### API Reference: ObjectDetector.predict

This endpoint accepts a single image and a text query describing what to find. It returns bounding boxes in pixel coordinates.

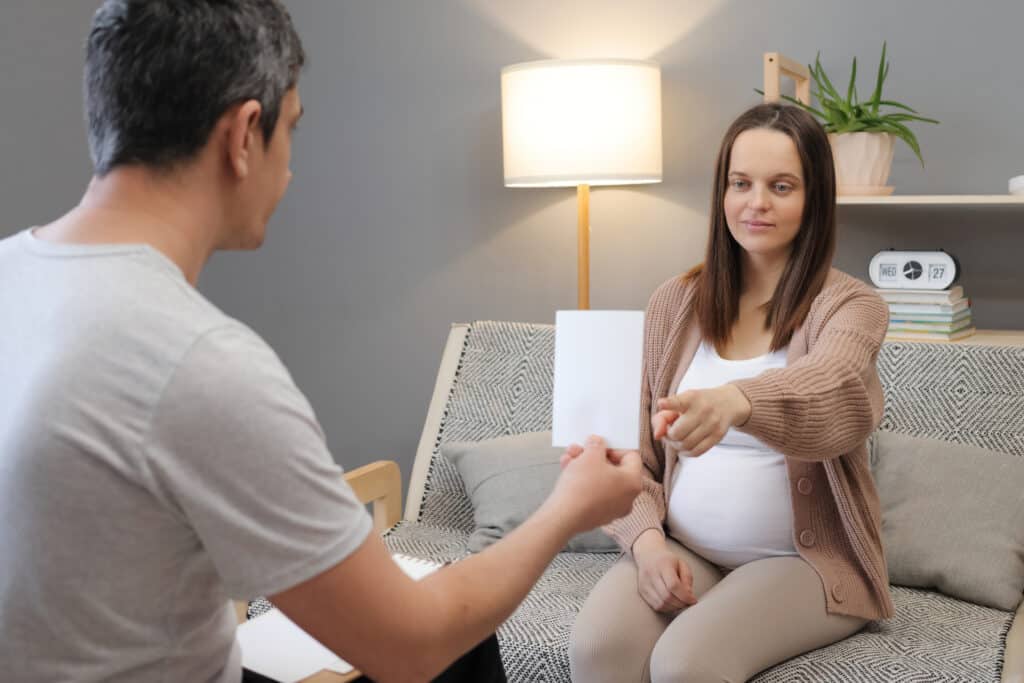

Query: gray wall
[3,1,1022,495]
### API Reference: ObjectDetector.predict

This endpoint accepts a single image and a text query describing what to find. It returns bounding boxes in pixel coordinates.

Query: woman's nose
[749,185,770,210]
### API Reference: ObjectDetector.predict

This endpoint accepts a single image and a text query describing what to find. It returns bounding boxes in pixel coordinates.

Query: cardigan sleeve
[731,284,887,461]
[603,279,681,552]
[603,352,668,552]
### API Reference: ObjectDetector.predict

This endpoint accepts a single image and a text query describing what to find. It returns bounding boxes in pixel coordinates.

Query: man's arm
[270,436,642,683]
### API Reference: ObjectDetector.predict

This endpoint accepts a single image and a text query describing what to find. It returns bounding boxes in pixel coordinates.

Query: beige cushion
[872,431,1024,611]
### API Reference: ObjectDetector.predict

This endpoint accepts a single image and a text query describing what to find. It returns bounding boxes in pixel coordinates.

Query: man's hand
[548,435,642,534]
[559,443,631,469]
[652,384,751,457]
[631,529,697,613]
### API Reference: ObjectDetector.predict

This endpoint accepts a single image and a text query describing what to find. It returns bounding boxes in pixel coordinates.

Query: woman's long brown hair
[687,103,837,352]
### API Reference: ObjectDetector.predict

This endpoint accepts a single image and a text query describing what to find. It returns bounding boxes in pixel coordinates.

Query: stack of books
[877,285,976,342]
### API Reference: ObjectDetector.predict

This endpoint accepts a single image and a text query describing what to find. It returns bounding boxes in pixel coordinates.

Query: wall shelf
[839,195,1024,206]
[760,52,1023,346]
[760,57,1024,210]
[887,329,1024,348]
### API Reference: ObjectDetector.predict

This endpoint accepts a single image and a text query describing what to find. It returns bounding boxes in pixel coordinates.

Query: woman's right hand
[631,529,698,613]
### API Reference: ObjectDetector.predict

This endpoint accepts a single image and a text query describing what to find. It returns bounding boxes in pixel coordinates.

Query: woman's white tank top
[666,340,798,568]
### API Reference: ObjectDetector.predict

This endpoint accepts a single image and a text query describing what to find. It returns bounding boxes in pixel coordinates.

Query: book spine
[887,320,973,333]
[881,294,964,305]
[888,302,969,315]
[888,308,971,323]
[876,286,963,304]
[886,327,976,341]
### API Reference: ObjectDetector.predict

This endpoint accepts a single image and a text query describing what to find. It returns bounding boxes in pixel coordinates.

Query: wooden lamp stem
[577,184,590,310]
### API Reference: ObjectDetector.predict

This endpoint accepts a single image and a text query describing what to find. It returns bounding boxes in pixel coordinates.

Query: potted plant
[761,43,939,195]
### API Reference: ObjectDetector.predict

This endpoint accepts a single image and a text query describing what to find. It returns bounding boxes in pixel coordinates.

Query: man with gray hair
[0,2,643,682]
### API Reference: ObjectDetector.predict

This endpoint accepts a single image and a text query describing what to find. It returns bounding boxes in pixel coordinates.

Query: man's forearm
[272,436,640,683]
[413,500,576,674]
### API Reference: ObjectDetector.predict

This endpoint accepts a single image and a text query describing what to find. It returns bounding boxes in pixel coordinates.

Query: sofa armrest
[1005,597,1024,682]
[345,460,403,534]
[234,600,249,624]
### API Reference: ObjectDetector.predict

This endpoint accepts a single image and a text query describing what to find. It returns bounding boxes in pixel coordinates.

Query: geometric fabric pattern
[877,342,1024,457]
[385,322,1018,682]
[750,587,1011,682]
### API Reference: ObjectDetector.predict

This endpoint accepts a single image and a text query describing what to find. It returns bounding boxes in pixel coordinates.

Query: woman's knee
[569,617,649,682]
[570,558,670,681]
[649,637,737,683]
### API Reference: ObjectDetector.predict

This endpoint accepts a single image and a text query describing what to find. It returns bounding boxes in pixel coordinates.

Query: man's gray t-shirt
[0,229,373,682]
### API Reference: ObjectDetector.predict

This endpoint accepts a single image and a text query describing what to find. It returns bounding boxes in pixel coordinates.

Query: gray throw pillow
[441,431,620,553]
[871,430,1024,611]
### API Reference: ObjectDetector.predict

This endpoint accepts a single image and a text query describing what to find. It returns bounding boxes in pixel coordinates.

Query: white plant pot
[828,132,895,195]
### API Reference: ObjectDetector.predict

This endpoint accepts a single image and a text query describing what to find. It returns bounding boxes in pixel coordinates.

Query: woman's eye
[730,180,748,190]
[773,183,792,193]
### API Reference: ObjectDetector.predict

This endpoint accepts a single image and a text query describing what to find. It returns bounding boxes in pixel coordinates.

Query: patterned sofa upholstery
[383,321,1024,682]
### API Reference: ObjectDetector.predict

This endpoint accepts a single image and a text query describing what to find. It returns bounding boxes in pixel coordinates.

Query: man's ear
[224,100,263,179]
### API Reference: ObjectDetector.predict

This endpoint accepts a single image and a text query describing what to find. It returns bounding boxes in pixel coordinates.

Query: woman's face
[723,128,806,263]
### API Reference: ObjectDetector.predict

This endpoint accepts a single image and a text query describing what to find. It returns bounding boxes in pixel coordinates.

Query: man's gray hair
[85,0,306,176]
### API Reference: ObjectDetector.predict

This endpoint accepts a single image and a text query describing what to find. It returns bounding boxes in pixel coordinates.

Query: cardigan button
[797,477,813,495]
[832,583,846,603]
[799,529,816,547]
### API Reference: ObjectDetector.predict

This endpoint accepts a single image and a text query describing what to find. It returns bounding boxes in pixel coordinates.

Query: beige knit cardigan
[605,268,895,621]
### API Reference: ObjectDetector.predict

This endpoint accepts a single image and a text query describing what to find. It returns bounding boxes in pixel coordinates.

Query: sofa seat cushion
[380,521,1014,683]
[750,587,1012,682]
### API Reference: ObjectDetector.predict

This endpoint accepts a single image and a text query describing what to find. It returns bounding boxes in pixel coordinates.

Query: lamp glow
[501,59,663,309]
[502,59,662,188]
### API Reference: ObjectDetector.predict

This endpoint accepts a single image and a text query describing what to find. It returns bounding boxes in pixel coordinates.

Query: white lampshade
[501,59,662,188]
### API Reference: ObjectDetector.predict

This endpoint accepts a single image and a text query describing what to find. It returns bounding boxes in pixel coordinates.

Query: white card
[552,310,644,450]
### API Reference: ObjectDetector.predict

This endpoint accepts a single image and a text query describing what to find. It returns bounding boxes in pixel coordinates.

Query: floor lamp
[501,59,663,309]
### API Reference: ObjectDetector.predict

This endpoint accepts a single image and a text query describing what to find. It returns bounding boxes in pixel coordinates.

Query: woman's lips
[744,220,775,232]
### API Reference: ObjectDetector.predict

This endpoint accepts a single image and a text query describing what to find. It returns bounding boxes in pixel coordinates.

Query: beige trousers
[569,537,867,683]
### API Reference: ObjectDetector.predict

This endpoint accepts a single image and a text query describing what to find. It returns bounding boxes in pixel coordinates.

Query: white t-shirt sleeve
[141,324,373,600]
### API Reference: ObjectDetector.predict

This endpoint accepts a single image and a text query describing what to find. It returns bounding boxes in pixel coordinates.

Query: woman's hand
[631,529,697,613]
[652,384,752,457]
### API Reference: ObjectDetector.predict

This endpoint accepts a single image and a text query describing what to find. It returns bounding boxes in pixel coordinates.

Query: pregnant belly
[666,446,797,568]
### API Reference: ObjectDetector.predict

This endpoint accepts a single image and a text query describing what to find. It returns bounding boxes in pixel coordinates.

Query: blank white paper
[552,310,644,450]
[237,608,347,682]
[237,554,443,680]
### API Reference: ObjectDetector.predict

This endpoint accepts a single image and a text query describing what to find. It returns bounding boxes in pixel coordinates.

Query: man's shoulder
[181,321,281,375]
[160,320,298,421]
[0,231,22,253]
[89,249,258,357]
[59,251,283,409]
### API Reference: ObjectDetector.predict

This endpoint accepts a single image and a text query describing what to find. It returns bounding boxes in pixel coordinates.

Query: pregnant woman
[568,102,893,682]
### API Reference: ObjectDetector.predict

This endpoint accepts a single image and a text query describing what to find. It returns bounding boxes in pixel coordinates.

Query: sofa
[381,320,1024,682]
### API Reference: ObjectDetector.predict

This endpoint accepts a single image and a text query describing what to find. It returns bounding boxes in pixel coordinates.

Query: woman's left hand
[652,385,752,457]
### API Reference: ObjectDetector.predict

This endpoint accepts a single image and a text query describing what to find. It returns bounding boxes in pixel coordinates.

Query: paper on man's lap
[552,310,644,450]
[237,554,442,682]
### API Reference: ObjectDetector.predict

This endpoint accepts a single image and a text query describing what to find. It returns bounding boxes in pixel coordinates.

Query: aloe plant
[757,43,939,165]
